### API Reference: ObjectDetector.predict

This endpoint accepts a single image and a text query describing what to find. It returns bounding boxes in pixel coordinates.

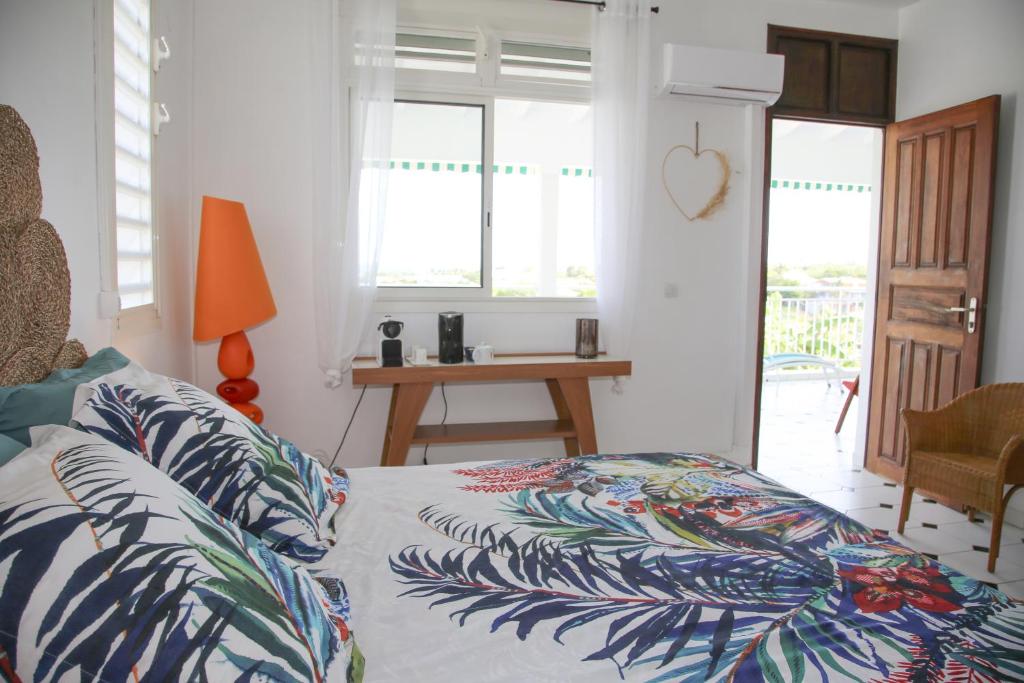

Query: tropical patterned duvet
[320,452,1024,682]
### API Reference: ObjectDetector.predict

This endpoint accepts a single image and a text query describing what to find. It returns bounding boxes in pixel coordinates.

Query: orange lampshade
[193,196,277,342]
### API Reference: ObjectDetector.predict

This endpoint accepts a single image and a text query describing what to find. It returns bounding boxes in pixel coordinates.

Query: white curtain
[314,0,395,387]
[592,0,651,374]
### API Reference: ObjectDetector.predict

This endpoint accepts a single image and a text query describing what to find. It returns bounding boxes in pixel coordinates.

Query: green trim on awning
[771,178,871,193]
[561,167,593,178]
[388,160,592,177]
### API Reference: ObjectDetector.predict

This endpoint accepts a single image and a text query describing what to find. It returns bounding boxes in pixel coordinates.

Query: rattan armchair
[897,383,1024,572]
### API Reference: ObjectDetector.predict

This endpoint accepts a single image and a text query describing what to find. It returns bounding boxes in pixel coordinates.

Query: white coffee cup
[409,346,428,364]
[472,343,494,364]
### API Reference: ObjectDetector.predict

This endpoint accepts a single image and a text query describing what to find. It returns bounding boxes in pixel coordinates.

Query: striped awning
[772,179,871,193]
[389,160,591,177]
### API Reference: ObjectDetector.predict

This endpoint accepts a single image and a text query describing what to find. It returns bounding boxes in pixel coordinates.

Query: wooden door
[866,95,1000,482]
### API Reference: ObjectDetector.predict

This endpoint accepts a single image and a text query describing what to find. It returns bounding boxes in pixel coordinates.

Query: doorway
[756,118,884,485]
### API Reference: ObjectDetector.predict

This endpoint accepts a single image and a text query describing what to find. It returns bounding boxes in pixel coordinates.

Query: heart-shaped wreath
[661,143,731,221]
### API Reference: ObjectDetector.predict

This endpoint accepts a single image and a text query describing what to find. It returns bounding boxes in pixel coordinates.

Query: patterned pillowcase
[71,362,348,562]
[0,426,361,682]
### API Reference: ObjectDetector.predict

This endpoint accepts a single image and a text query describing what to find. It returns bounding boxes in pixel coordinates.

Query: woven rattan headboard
[0,104,87,385]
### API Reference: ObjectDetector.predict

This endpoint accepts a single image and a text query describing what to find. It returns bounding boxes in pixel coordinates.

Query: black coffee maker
[377,315,404,367]
[438,312,464,364]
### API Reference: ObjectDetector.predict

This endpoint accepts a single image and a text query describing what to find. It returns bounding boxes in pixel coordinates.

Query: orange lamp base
[223,399,264,424]
[217,330,264,424]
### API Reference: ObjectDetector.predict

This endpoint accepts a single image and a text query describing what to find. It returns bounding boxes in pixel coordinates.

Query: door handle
[945,297,978,334]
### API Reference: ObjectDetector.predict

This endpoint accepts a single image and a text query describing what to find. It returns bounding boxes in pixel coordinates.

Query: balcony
[763,286,866,381]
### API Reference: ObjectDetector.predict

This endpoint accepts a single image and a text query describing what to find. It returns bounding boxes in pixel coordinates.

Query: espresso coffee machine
[377,315,404,367]
[437,312,464,364]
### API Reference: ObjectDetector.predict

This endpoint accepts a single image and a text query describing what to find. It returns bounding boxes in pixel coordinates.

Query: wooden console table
[351,355,632,466]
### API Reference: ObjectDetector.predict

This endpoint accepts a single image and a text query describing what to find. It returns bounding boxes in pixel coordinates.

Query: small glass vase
[575,318,598,359]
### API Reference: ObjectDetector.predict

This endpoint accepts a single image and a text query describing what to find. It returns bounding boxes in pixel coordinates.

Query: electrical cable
[422,382,448,465]
[329,385,367,469]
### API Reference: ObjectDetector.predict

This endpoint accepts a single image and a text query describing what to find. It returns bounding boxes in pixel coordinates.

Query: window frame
[376,26,595,310]
[95,0,162,334]
[376,94,491,298]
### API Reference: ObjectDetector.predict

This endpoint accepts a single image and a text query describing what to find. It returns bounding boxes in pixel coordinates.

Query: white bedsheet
[310,455,1024,683]
[314,462,627,682]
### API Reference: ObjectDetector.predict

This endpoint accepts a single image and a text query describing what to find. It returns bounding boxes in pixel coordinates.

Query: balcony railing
[764,286,866,372]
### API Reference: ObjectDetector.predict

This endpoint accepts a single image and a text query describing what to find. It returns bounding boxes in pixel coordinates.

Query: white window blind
[113,0,154,309]
[395,32,477,74]
[500,41,591,82]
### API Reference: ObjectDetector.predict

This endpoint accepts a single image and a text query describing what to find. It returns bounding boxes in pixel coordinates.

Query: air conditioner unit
[661,43,784,106]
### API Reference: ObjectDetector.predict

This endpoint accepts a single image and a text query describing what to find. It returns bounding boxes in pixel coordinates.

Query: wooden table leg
[379,384,399,467]
[546,379,581,457]
[556,377,598,456]
[382,382,433,467]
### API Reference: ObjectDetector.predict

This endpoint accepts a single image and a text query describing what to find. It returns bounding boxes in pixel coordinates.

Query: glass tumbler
[575,318,598,359]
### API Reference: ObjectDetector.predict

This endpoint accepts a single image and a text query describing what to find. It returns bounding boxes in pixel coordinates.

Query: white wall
[5,0,1019,513]
[0,0,901,470]
[190,0,334,458]
[0,0,110,353]
[4,0,1017,479]
[897,0,1024,384]
[0,0,194,381]
[896,0,1024,523]
[187,0,899,469]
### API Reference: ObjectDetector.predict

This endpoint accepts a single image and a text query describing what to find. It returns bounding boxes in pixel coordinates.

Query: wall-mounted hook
[153,36,171,72]
[153,102,171,135]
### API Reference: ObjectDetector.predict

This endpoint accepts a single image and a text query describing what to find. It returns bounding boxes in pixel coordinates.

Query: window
[492,98,593,297]
[378,30,594,299]
[113,0,155,310]
[377,101,485,288]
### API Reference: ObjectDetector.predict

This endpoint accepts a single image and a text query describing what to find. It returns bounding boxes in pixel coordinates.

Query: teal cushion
[0,347,130,446]
[0,434,25,467]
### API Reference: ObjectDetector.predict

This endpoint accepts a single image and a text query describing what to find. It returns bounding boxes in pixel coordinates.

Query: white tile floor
[758,378,1024,598]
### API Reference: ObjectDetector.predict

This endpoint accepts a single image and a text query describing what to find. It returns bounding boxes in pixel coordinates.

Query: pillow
[0,433,25,467]
[72,361,349,563]
[0,426,361,682]
[0,347,130,446]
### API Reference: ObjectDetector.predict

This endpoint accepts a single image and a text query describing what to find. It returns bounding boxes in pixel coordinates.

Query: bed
[317,453,1024,681]
[2,104,1024,682]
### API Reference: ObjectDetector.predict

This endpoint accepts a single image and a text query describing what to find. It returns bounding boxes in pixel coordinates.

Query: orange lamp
[193,196,277,424]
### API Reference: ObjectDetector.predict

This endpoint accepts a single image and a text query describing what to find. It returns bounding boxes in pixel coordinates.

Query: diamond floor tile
[940,520,1021,548]
[906,502,977,526]
[767,469,841,496]
[830,468,890,488]
[996,580,1024,600]
[844,485,923,512]
[807,488,867,513]
[847,506,919,534]
[889,526,977,557]
[987,542,1024,566]
[938,550,1024,584]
